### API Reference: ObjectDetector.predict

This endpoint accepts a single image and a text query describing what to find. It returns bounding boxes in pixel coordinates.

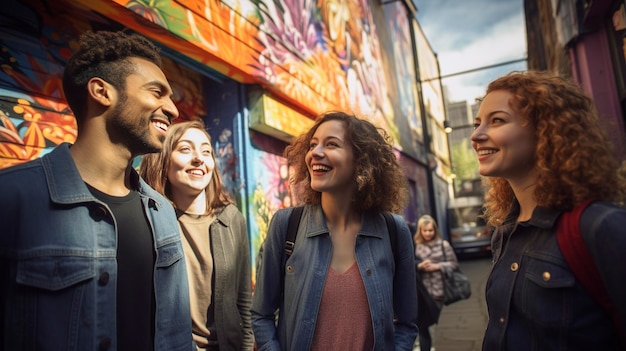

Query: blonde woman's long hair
[414,215,441,244]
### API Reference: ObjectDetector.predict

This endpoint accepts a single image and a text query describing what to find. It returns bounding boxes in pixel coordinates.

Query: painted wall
[73,0,428,159]
[0,1,209,168]
[1,0,446,284]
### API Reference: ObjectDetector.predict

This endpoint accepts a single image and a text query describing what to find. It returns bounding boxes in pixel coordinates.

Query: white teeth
[478,149,497,156]
[154,121,168,131]
[188,170,204,176]
[312,164,331,171]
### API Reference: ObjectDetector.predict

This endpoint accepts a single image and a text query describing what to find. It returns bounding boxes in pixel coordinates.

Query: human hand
[419,260,440,272]
[418,259,432,271]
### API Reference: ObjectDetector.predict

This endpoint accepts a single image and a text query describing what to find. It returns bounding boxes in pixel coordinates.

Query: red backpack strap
[556,199,625,346]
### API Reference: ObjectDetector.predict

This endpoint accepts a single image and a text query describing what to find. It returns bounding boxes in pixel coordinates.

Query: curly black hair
[62,30,161,122]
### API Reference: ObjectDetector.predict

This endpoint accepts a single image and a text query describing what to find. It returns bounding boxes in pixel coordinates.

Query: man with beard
[0,31,193,351]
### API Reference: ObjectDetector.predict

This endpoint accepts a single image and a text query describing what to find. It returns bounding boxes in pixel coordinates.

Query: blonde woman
[414,215,459,351]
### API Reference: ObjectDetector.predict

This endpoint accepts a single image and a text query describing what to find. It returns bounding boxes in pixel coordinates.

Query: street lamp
[444,120,452,133]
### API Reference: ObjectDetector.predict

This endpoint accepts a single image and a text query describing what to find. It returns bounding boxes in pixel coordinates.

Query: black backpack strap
[285,206,304,258]
[281,206,304,297]
[382,211,397,259]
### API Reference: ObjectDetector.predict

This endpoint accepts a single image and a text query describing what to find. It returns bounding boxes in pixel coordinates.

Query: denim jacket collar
[526,205,561,229]
[493,200,562,261]
[43,143,165,210]
[302,205,386,239]
[500,200,562,230]
[42,143,97,204]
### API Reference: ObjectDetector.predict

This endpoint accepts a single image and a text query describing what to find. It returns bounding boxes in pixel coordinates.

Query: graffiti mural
[0,0,206,169]
[100,0,402,141]
[0,97,76,169]
[0,0,435,286]
[245,147,294,285]
[381,2,423,159]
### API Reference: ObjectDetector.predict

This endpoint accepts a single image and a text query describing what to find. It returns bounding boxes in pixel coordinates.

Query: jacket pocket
[155,240,184,268]
[16,255,96,291]
[523,255,575,326]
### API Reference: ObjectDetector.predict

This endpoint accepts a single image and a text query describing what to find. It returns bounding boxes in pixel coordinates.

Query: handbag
[441,240,471,305]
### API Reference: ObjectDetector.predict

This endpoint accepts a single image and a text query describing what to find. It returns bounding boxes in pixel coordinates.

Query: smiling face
[471,90,536,184]
[108,57,179,156]
[305,119,356,196]
[167,128,215,200]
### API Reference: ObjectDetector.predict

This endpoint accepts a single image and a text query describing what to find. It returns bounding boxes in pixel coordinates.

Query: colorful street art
[381,2,423,153]
[245,147,295,285]
[0,97,76,169]
[0,1,207,169]
[1,0,432,287]
[97,0,415,150]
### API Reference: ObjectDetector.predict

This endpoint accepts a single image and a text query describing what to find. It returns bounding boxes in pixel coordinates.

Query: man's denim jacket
[252,205,418,351]
[0,143,194,350]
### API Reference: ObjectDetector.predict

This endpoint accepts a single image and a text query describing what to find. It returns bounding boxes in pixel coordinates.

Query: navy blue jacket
[483,201,626,350]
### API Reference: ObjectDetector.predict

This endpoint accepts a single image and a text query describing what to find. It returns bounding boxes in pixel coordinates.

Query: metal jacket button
[98,272,110,286]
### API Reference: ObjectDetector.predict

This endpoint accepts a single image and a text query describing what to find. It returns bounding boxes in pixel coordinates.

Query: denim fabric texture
[252,204,418,351]
[0,143,194,351]
[483,201,626,351]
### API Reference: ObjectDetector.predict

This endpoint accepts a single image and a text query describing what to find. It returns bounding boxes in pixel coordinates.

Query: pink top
[311,262,374,351]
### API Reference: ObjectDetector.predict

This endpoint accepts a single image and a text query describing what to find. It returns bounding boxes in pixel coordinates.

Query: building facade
[0,0,451,278]
[525,0,626,160]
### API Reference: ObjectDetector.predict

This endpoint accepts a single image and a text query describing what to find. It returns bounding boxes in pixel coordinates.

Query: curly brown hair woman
[252,111,418,350]
[284,110,409,213]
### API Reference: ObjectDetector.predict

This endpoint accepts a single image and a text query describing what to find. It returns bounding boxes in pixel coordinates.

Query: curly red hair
[480,71,626,226]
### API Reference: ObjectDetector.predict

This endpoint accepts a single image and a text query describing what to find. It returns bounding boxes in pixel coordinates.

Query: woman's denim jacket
[483,201,626,350]
[0,143,194,351]
[252,205,418,351]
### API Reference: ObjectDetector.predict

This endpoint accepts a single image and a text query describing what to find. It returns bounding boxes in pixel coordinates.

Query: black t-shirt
[88,184,156,351]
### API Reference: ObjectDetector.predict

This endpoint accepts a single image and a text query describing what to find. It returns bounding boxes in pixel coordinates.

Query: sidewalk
[415,256,492,351]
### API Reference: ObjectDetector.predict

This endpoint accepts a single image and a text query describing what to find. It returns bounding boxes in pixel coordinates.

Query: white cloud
[416,1,527,103]
[437,14,527,76]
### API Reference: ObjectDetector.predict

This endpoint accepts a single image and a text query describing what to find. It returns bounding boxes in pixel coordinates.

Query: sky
[415,0,527,103]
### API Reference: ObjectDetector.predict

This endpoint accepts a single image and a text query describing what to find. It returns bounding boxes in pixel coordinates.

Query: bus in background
[447,179,492,258]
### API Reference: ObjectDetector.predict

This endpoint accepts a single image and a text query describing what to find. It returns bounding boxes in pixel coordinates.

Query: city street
[432,256,492,351]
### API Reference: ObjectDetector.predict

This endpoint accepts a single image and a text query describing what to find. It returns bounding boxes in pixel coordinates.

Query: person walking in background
[0,30,193,350]
[140,120,253,350]
[414,214,459,351]
[252,111,418,350]
[474,71,626,350]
